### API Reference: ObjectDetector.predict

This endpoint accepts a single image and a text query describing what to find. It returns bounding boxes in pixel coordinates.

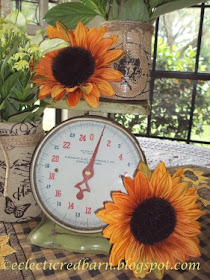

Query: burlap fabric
[0,121,43,222]
[100,20,154,101]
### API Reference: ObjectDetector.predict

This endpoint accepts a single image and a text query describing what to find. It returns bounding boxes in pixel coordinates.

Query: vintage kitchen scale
[28,116,146,254]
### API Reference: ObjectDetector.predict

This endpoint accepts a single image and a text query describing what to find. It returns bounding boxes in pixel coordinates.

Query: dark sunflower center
[130,197,176,245]
[52,47,95,87]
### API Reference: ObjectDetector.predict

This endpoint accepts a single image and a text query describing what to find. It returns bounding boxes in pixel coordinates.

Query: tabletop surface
[0,137,210,280]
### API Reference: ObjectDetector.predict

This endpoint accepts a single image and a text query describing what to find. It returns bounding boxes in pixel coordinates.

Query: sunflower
[96,162,205,278]
[32,21,124,108]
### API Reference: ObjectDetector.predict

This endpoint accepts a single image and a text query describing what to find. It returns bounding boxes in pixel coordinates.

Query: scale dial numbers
[31,117,145,233]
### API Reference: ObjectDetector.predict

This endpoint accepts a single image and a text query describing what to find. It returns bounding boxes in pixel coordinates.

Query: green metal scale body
[28,116,145,254]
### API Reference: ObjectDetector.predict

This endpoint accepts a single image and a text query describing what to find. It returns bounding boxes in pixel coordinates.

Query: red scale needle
[74,126,105,200]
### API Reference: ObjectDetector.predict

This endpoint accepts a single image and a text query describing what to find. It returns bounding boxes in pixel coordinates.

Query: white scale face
[31,116,145,233]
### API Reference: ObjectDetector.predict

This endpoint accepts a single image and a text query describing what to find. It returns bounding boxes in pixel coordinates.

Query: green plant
[0,10,46,122]
[44,0,206,29]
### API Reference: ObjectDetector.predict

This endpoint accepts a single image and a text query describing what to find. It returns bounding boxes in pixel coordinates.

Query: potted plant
[0,10,46,222]
[43,0,206,101]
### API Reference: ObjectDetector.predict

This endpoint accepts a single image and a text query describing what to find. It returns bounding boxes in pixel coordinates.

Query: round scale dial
[31,116,145,233]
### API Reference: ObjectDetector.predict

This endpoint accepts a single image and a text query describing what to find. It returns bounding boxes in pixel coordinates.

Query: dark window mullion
[187,3,205,143]
[147,18,159,136]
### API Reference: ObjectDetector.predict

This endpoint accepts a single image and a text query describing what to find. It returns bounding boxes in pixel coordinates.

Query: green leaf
[150,0,173,9]
[108,0,119,20]
[39,38,69,53]
[7,111,33,122]
[81,0,107,18]
[43,2,99,29]
[1,72,20,100]
[119,0,150,21]
[151,0,205,20]
[5,10,26,28]
[1,40,20,74]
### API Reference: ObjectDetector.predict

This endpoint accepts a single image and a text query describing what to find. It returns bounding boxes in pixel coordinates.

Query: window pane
[156,9,200,72]
[191,81,210,142]
[199,7,210,72]
[43,108,56,131]
[11,0,39,25]
[113,114,148,135]
[150,78,193,139]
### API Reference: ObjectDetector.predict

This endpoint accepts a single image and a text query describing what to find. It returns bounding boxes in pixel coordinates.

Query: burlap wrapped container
[100,21,154,101]
[0,120,43,222]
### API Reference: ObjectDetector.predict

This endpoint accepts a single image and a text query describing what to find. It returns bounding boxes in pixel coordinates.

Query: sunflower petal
[87,26,107,51]
[82,93,99,108]
[47,21,71,42]
[66,89,82,108]
[175,221,201,237]
[97,49,125,67]
[92,38,114,58]
[95,67,123,82]
[112,192,137,213]
[109,239,128,266]
[155,172,172,198]
[51,85,66,99]
[110,224,130,243]
[150,162,167,188]
[122,177,135,197]
[75,21,88,47]
[38,84,53,99]
[168,182,189,202]
[80,83,93,95]
[104,202,119,211]
[134,171,153,202]
[93,79,115,96]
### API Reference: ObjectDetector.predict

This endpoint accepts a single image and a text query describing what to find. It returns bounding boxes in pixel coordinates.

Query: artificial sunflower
[96,162,205,278]
[32,21,124,108]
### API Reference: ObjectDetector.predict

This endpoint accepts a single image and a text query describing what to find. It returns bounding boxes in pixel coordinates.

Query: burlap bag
[0,120,43,222]
[100,21,154,101]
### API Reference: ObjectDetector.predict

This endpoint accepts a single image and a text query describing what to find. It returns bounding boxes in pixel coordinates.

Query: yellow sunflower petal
[154,172,172,198]
[172,233,201,258]
[125,237,142,264]
[109,238,129,266]
[112,192,137,213]
[0,256,5,269]
[175,220,201,236]
[51,85,66,99]
[0,235,9,246]
[168,182,189,202]
[66,89,82,108]
[172,168,183,179]
[82,83,100,107]
[0,244,16,257]
[176,209,205,222]
[80,83,93,95]
[93,79,115,96]
[103,224,118,239]
[104,202,119,210]
[150,161,167,188]
[134,171,153,202]
[110,224,131,243]
[82,92,99,108]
